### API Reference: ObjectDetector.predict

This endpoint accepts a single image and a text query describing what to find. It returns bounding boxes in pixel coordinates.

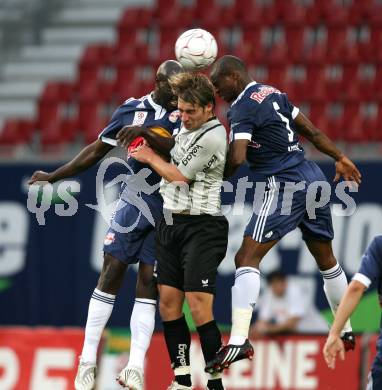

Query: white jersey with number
[160,117,227,215]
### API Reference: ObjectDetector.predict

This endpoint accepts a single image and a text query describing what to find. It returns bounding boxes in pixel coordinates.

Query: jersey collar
[147,92,167,120]
[231,80,257,107]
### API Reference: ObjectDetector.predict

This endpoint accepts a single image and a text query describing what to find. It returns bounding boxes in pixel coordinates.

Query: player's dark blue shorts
[245,160,334,243]
[103,196,162,266]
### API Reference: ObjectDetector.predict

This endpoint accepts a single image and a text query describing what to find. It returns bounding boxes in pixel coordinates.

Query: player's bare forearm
[48,140,112,183]
[133,148,190,183]
[294,112,344,161]
[329,280,365,337]
[143,129,175,157]
[149,155,190,183]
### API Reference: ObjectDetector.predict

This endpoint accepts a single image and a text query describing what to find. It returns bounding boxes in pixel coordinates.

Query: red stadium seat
[235,1,267,28]
[40,118,78,146]
[320,0,350,26]
[198,3,238,29]
[0,119,35,145]
[340,104,363,142]
[280,2,307,25]
[79,98,117,143]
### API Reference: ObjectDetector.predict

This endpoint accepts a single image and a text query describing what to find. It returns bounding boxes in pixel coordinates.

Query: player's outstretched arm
[294,112,361,185]
[323,280,365,369]
[28,139,113,184]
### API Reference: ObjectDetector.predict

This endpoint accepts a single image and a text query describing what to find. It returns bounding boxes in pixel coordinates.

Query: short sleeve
[177,129,226,180]
[352,236,382,288]
[98,106,124,146]
[282,94,299,120]
[228,103,258,144]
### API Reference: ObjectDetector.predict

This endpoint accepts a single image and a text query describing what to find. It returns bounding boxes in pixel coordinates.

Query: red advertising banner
[0,328,366,390]
[0,327,84,390]
[146,334,362,390]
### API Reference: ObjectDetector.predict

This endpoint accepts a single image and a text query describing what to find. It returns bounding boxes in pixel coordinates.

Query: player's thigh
[235,236,278,268]
[104,201,154,265]
[155,217,184,291]
[183,216,229,294]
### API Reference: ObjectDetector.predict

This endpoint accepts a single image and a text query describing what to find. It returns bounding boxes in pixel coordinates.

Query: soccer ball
[175,28,218,70]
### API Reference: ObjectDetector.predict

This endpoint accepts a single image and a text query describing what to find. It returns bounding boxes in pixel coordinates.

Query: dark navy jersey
[228,81,305,176]
[353,235,382,354]
[353,235,382,304]
[98,93,181,187]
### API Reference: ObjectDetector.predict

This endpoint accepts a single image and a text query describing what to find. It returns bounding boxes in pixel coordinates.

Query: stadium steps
[20,45,84,62]
[0,100,35,119]
[42,27,116,45]
[0,81,45,99]
[2,62,76,81]
[53,7,123,26]
[0,0,149,136]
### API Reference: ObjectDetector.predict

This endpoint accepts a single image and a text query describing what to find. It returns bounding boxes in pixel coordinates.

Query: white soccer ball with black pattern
[175,28,218,70]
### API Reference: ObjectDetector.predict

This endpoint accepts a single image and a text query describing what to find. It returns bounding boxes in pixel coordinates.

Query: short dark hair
[169,72,215,108]
[211,55,247,79]
[266,270,286,283]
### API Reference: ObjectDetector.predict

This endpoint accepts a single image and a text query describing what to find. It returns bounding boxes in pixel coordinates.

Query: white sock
[320,263,352,334]
[127,298,156,371]
[81,288,115,364]
[229,267,260,345]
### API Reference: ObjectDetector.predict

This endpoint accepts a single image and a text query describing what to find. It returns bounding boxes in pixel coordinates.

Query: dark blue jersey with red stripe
[227,81,305,176]
[353,236,382,362]
[98,93,181,187]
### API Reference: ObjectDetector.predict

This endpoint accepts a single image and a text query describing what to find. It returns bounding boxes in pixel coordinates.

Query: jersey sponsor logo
[250,86,281,104]
[169,110,180,123]
[182,145,203,166]
[104,232,115,245]
[202,154,217,173]
[202,279,209,287]
[132,111,148,126]
[288,144,302,152]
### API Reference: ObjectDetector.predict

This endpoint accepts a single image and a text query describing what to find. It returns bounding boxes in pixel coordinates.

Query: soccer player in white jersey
[130,72,228,390]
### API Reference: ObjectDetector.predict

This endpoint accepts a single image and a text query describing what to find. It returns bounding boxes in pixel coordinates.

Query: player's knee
[136,267,157,299]
[234,251,261,269]
[316,254,337,271]
[137,265,155,288]
[159,296,177,320]
[97,253,126,294]
[186,293,211,324]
